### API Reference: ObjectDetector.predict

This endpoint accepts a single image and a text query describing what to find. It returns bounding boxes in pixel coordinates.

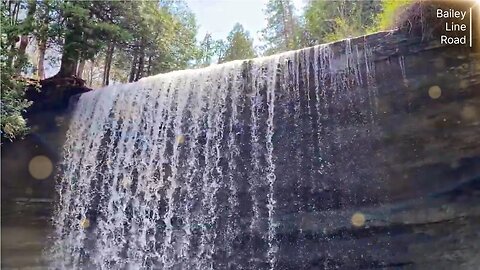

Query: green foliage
[152,0,198,72]
[34,0,57,37]
[196,33,226,67]
[0,76,31,140]
[261,0,306,55]
[304,0,382,43]
[106,0,198,80]
[1,0,32,140]
[1,0,200,138]
[374,0,414,31]
[220,23,256,63]
[56,1,132,76]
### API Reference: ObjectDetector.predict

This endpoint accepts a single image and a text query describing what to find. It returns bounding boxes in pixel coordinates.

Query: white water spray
[50,39,377,269]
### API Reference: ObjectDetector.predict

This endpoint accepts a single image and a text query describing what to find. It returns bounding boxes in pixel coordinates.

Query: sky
[186,0,306,46]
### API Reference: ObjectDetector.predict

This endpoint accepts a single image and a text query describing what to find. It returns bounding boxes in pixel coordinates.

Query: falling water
[50,39,380,269]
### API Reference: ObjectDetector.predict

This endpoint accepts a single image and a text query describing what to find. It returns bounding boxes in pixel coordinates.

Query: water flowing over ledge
[49,31,480,269]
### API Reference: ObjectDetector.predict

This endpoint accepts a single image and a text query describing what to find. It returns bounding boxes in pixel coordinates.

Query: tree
[197,33,216,67]
[304,0,382,43]
[374,0,414,31]
[214,39,227,64]
[55,1,128,77]
[13,0,36,74]
[220,23,255,63]
[47,0,199,83]
[1,0,200,139]
[261,0,305,55]
[33,0,62,79]
[156,0,198,73]
[1,0,32,140]
[125,0,198,82]
[196,33,230,67]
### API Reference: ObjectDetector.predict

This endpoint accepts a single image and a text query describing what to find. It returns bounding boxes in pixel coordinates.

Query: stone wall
[254,31,480,268]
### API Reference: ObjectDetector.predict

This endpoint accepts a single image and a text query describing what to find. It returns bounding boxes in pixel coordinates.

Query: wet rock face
[267,33,480,268]
[1,78,90,201]
[51,31,480,269]
[372,42,480,202]
[1,78,91,268]
[270,32,480,207]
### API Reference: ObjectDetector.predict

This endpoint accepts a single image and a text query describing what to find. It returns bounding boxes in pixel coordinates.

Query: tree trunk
[146,55,152,76]
[36,0,52,80]
[129,48,138,83]
[37,39,47,79]
[13,35,29,74]
[18,36,29,54]
[11,2,20,24]
[5,2,19,68]
[57,19,81,77]
[135,49,145,81]
[77,60,86,79]
[14,0,36,74]
[57,46,79,77]
[135,38,146,81]
[88,60,94,87]
[286,3,296,49]
[102,41,115,86]
[57,45,79,77]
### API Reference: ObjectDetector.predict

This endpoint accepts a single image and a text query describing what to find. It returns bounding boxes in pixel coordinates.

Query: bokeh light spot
[351,212,366,227]
[428,85,442,99]
[80,218,90,229]
[122,177,131,189]
[461,105,477,121]
[459,80,468,89]
[176,134,185,145]
[28,155,53,180]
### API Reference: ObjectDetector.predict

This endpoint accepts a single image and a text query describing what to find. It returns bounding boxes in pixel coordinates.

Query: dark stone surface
[1,78,90,269]
[257,31,480,268]
[1,77,90,201]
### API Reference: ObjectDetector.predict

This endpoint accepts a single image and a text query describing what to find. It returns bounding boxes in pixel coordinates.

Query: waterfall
[50,39,380,269]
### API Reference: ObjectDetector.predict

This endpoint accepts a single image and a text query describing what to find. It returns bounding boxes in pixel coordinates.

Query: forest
[1,0,411,140]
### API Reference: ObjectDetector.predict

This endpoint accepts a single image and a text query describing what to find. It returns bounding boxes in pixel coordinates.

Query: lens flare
[351,212,366,227]
[28,155,53,180]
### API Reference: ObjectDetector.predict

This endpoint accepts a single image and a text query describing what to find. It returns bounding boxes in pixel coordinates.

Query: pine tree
[1,0,32,140]
[55,1,127,77]
[125,0,198,81]
[220,23,256,63]
[261,0,304,55]
[304,0,382,43]
[197,33,216,67]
